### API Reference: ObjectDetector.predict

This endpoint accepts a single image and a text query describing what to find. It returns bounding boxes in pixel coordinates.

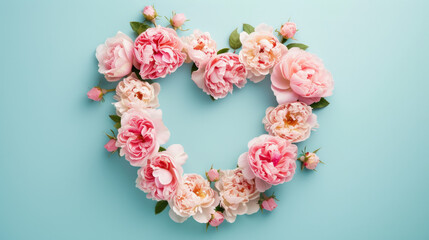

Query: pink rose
[209,211,224,227]
[215,169,260,223]
[238,135,298,192]
[87,87,103,101]
[171,13,186,29]
[182,30,217,68]
[280,22,297,39]
[192,53,247,99]
[271,47,334,105]
[261,198,277,211]
[169,174,219,223]
[239,24,287,83]
[142,6,157,21]
[136,144,187,201]
[116,108,170,167]
[104,139,118,152]
[96,32,134,82]
[263,102,318,143]
[206,169,219,182]
[300,152,320,170]
[113,73,160,116]
[133,26,186,80]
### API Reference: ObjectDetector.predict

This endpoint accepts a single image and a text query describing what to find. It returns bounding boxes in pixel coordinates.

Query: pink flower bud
[171,13,186,28]
[209,211,224,227]
[142,6,157,21]
[280,22,297,39]
[206,169,219,182]
[104,139,118,152]
[87,87,103,101]
[261,198,277,211]
[304,152,320,170]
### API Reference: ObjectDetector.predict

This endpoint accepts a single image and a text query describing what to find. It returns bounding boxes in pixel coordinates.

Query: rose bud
[280,22,297,39]
[142,5,157,21]
[87,87,103,101]
[104,139,118,152]
[261,198,277,211]
[209,211,224,227]
[170,13,186,29]
[303,152,320,170]
[206,168,219,182]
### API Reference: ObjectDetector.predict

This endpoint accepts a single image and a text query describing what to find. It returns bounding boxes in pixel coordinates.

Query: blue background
[1,0,428,239]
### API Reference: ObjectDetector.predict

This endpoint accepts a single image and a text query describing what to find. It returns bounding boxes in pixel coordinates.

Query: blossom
[263,102,318,143]
[142,6,157,21]
[136,144,187,201]
[87,87,103,101]
[171,13,186,29]
[133,26,186,79]
[182,30,217,68]
[169,174,219,223]
[280,22,297,39]
[239,24,287,83]
[104,139,117,152]
[214,169,260,223]
[238,135,298,192]
[96,32,134,81]
[209,211,224,227]
[116,108,170,166]
[206,169,219,182]
[261,198,277,211]
[271,47,334,105]
[113,73,160,116]
[299,152,320,170]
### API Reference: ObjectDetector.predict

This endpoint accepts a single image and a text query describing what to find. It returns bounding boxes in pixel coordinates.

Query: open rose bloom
[182,30,217,68]
[263,102,318,143]
[238,135,298,192]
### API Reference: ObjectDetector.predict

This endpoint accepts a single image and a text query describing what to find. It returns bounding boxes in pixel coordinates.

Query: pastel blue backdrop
[1,0,428,239]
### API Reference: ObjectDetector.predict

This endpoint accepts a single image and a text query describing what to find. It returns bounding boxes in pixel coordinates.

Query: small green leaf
[109,115,121,123]
[243,23,255,34]
[191,63,198,73]
[155,200,168,215]
[158,146,166,152]
[217,48,229,54]
[229,28,242,49]
[210,95,216,101]
[310,98,330,109]
[105,132,115,140]
[313,148,321,154]
[130,22,150,35]
[114,122,121,129]
[286,43,308,50]
[281,37,287,44]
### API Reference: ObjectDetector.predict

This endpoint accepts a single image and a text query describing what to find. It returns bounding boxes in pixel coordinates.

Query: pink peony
[113,73,160,116]
[261,198,277,211]
[215,169,260,223]
[209,211,224,227]
[133,26,186,80]
[142,6,157,21]
[192,53,247,99]
[169,174,219,223]
[116,108,170,167]
[87,87,103,101]
[171,13,186,29]
[239,24,287,83]
[280,22,297,39]
[96,32,134,82]
[300,152,320,170]
[104,139,118,152]
[206,169,219,182]
[271,47,334,105]
[263,102,318,143]
[136,144,187,201]
[238,135,298,192]
[182,30,217,68]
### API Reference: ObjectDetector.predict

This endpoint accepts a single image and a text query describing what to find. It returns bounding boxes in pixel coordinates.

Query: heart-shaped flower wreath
[87,5,334,229]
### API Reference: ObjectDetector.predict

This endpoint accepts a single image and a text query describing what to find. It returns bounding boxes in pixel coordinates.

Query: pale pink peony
[113,73,160,116]
[133,26,186,80]
[169,174,219,223]
[104,139,118,152]
[280,22,297,39]
[263,102,318,143]
[142,6,157,21]
[136,144,187,201]
[239,24,287,83]
[300,152,320,170]
[182,30,217,68]
[171,13,186,28]
[96,32,134,82]
[87,87,103,101]
[271,47,334,105]
[261,198,277,211]
[215,169,260,223]
[116,108,170,167]
[206,169,219,182]
[238,135,298,192]
[209,211,224,227]
[192,53,247,99]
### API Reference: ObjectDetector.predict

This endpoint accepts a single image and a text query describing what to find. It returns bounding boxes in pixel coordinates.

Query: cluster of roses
[87,5,333,228]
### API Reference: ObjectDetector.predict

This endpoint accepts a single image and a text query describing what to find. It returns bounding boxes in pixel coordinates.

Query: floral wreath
[87,5,334,229]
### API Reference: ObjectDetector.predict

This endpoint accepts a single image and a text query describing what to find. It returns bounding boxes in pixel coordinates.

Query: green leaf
[281,37,287,44]
[210,95,216,101]
[191,63,198,73]
[286,43,308,50]
[217,48,229,54]
[155,200,168,215]
[313,148,321,154]
[109,115,121,123]
[130,22,150,35]
[114,122,121,129]
[158,146,166,152]
[229,28,242,49]
[105,132,115,140]
[243,23,255,34]
[310,97,330,109]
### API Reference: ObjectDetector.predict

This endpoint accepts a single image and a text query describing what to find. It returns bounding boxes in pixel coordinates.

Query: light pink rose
[238,135,298,192]
[271,47,334,105]
[104,139,118,152]
[209,211,224,227]
[206,169,219,182]
[192,53,247,99]
[215,169,260,223]
[300,152,320,170]
[239,24,288,83]
[169,174,219,223]
[116,108,170,167]
[171,13,186,28]
[280,22,297,39]
[182,30,217,68]
[142,6,157,21]
[263,102,318,143]
[87,87,103,101]
[113,73,160,116]
[96,32,134,82]
[136,144,187,201]
[261,198,277,211]
[133,26,186,80]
